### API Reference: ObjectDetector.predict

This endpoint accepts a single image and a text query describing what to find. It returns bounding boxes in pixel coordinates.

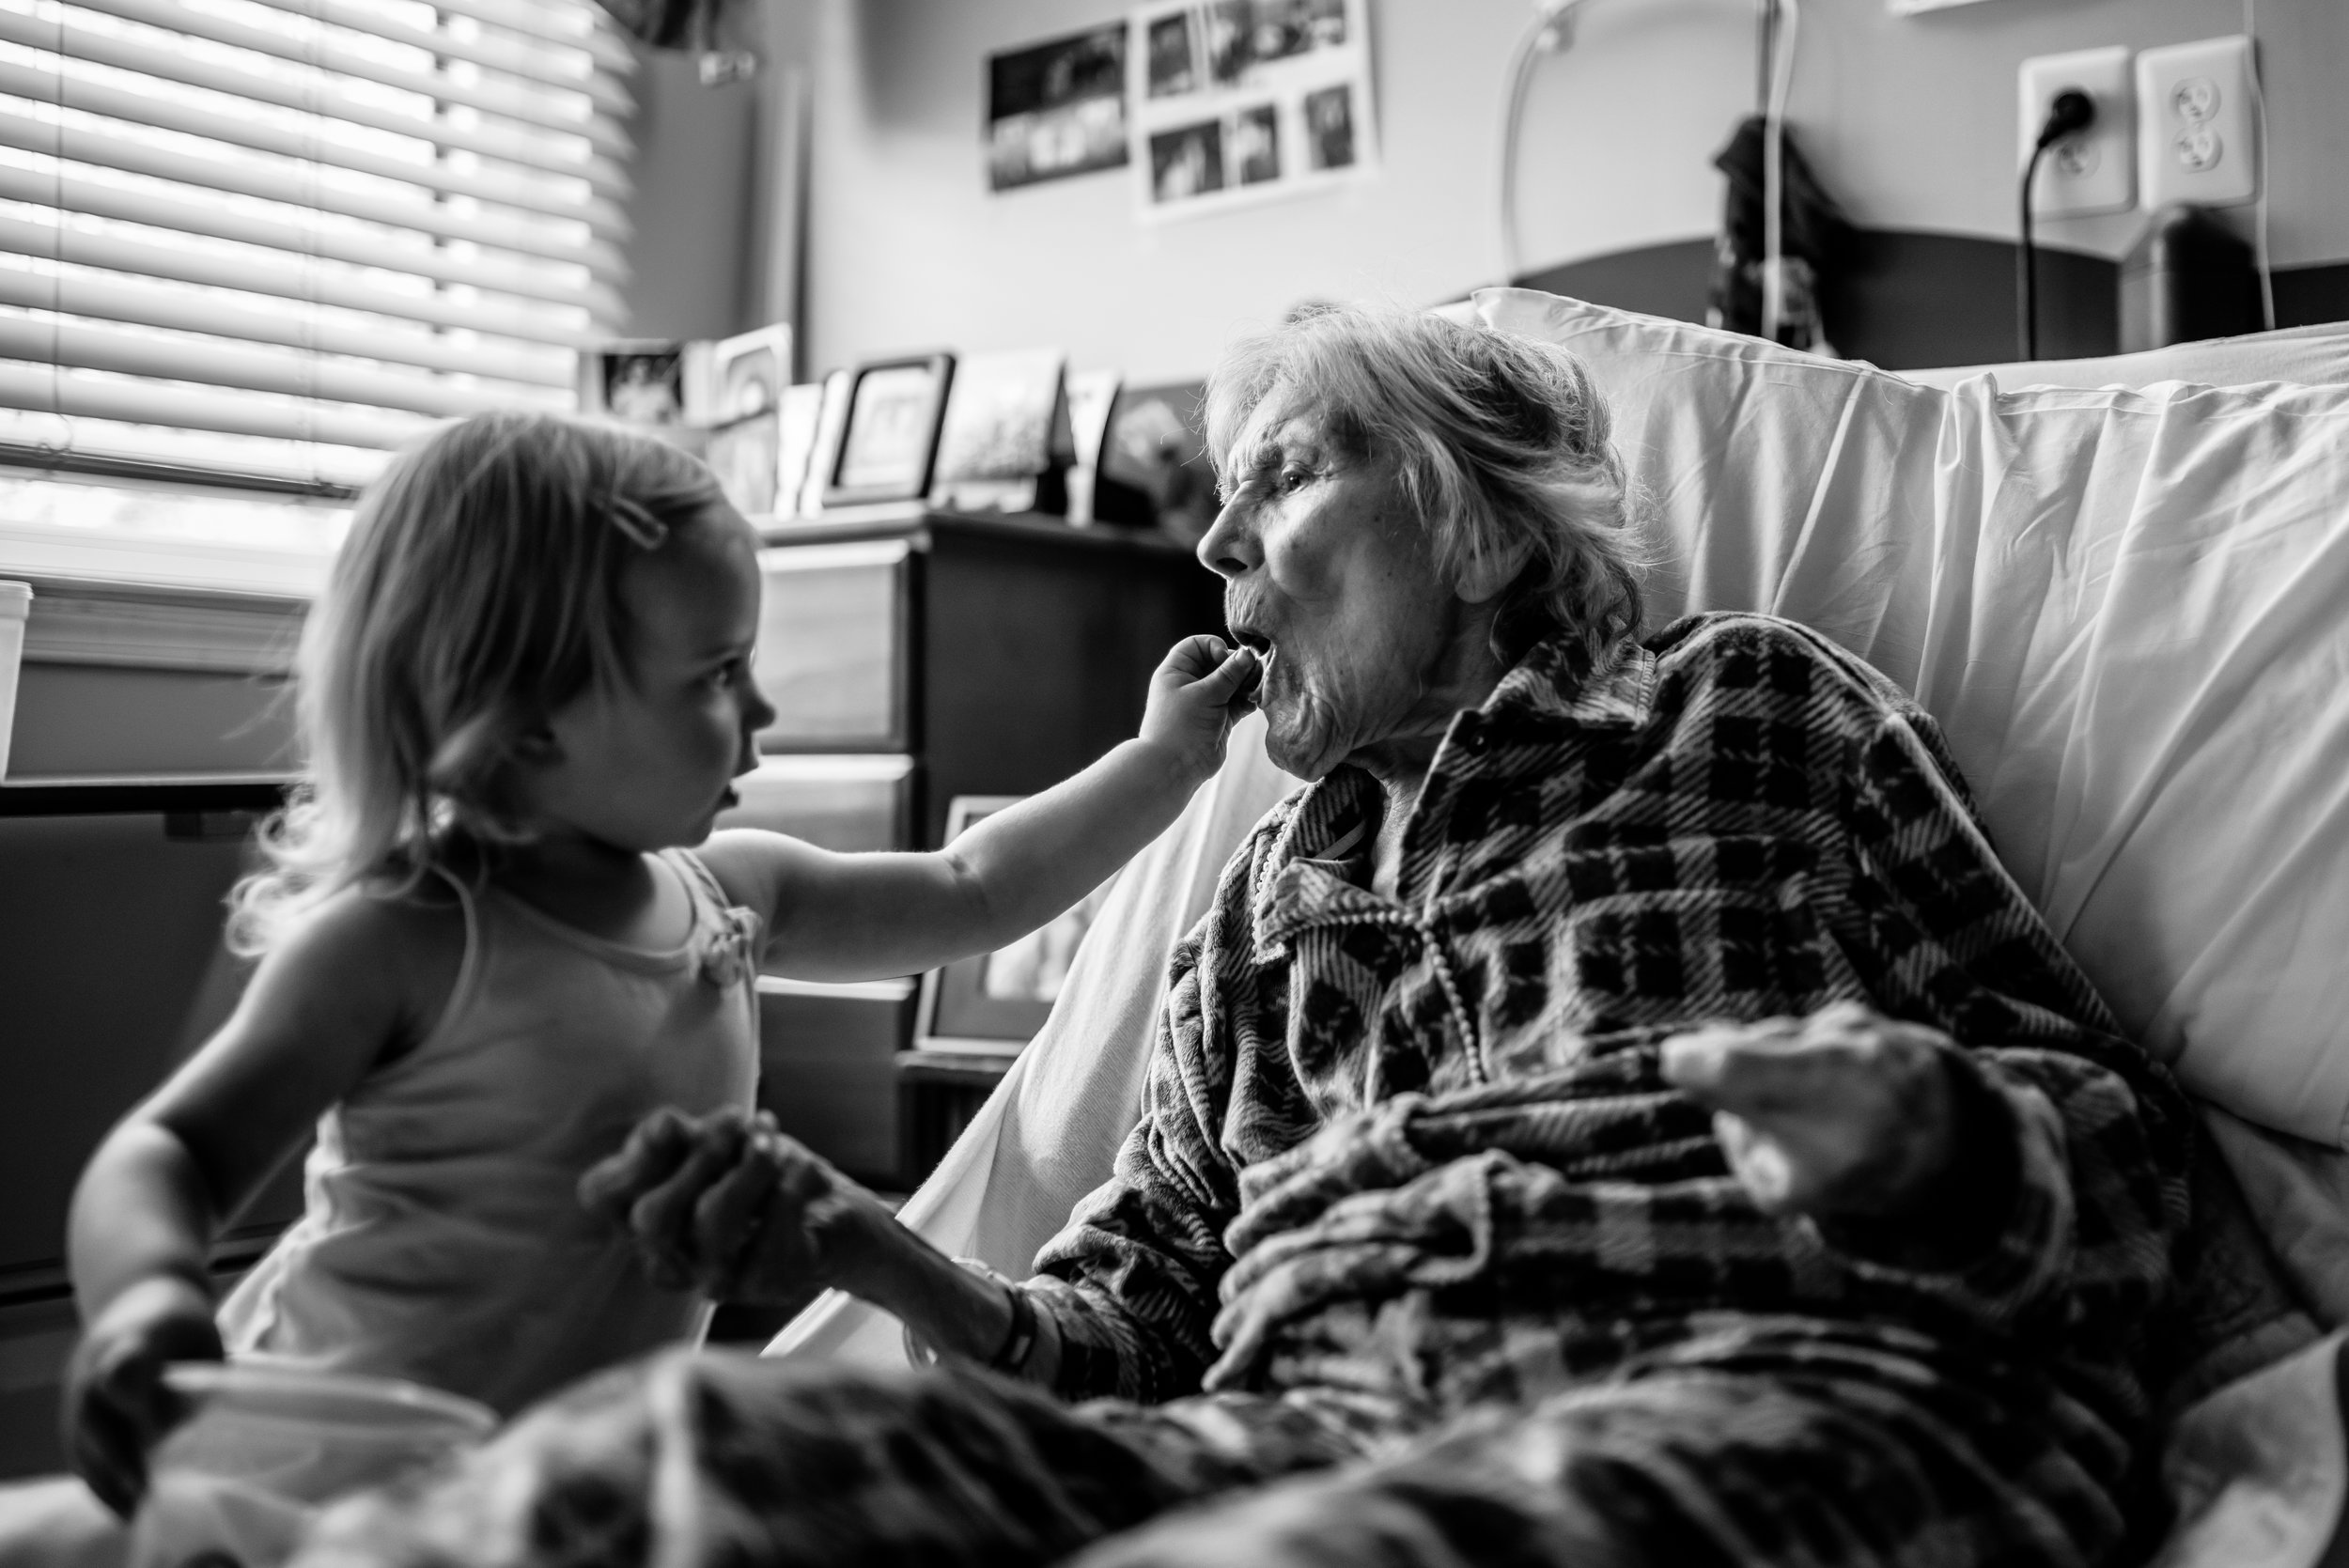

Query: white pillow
[1478,288,2349,1149]
[1900,321,2349,393]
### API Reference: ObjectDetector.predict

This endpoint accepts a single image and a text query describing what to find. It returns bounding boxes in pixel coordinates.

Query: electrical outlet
[2018,47,2134,218]
[2137,36,2259,210]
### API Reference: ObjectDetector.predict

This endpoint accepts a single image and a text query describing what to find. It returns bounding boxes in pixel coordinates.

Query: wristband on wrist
[898,1259,1039,1376]
[986,1277,1037,1374]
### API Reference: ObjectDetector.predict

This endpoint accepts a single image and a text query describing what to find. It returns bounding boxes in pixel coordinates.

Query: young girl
[61,411,1256,1515]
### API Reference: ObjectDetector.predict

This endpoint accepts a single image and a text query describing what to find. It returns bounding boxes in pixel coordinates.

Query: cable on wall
[1496,0,1782,292]
[2243,0,2276,331]
[2017,89,2095,361]
[1759,0,1797,344]
[1497,1,1571,286]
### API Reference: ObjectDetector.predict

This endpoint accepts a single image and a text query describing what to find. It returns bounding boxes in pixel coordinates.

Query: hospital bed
[775,292,2349,1568]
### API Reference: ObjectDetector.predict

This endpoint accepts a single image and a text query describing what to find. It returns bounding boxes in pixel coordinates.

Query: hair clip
[606,495,669,551]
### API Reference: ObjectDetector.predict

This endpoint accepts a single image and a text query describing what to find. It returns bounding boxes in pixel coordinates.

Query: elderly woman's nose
[1196,498,1260,580]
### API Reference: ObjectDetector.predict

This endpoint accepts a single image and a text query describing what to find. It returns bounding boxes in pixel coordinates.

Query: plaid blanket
[1022,612,2194,1564]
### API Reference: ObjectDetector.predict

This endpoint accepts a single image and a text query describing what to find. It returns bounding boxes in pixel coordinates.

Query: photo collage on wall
[1131,0,1374,219]
[982,0,1375,218]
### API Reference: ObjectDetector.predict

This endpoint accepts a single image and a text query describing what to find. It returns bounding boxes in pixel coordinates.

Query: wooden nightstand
[736,506,1219,1188]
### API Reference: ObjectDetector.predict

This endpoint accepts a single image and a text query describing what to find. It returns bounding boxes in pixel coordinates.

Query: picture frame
[821,352,957,508]
[796,368,853,519]
[928,347,1071,516]
[770,381,829,521]
[914,795,1119,1052]
[581,338,689,427]
[704,407,780,516]
[987,23,1130,192]
[707,321,793,424]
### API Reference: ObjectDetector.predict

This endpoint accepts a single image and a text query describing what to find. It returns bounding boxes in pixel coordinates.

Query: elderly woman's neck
[1351,626,1510,900]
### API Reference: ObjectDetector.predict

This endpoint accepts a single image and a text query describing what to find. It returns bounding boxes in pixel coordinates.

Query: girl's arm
[64,890,456,1514]
[698,635,1256,984]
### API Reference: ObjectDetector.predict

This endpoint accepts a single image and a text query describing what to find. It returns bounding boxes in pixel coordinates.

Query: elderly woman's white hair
[1203,303,1644,669]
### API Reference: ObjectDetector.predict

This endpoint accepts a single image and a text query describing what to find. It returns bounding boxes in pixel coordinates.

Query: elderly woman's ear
[1452,533,1536,607]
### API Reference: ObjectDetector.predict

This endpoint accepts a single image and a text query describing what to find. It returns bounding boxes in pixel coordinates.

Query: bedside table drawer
[757,977,914,1190]
[717,755,912,852]
[754,540,909,752]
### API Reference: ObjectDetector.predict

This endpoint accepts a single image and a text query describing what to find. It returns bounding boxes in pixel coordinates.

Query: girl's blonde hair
[1204,303,1644,670]
[229,411,724,954]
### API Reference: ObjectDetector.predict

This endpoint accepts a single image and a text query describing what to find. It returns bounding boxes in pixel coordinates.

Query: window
[0,0,631,556]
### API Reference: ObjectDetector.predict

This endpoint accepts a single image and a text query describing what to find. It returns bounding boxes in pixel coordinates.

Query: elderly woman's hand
[579,1108,895,1303]
[1659,1001,1992,1229]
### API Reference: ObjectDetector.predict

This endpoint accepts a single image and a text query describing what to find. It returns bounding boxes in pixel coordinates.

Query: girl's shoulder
[267,877,469,1050]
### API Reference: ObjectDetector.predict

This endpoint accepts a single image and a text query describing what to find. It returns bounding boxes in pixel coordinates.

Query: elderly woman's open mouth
[1231,625,1278,691]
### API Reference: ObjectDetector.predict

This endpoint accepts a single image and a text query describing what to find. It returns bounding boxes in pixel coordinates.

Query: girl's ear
[509,722,562,766]
[1455,535,1536,606]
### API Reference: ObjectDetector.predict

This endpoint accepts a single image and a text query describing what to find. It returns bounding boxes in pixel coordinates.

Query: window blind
[0,0,631,495]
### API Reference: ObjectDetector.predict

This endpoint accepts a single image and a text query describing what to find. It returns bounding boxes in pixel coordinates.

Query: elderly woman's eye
[1280,467,1312,492]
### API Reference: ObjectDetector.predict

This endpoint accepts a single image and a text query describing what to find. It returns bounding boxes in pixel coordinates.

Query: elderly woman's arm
[577,1107,1026,1366]
[581,926,1250,1400]
[1679,701,2195,1333]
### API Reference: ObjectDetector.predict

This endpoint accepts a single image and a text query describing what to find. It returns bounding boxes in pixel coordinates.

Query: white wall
[781,0,2349,383]
[615,52,764,340]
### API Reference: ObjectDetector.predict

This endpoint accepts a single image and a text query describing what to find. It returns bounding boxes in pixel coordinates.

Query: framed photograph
[1063,368,1122,524]
[987,23,1130,193]
[583,340,688,427]
[1094,379,1214,539]
[796,368,853,518]
[1231,101,1280,184]
[822,353,956,508]
[914,796,1120,1052]
[1148,117,1224,203]
[929,347,1068,515]
[1143,9,1199,98]
[770,381,828,521]
[708,321,793,424]
[1302,81,1355,170]
[705,409,779,516]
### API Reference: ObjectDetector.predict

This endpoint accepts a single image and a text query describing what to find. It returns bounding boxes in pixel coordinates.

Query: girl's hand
[1136,635,1261,784]
[581,1109,897,1304]
[61,1273,223,1517]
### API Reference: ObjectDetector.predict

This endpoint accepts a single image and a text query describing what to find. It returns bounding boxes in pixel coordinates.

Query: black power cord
[2018,88,2097,361]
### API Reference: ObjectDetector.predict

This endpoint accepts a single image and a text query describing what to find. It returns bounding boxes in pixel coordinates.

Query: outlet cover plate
[2018,47,2135,218]
[2137,36,2258,210]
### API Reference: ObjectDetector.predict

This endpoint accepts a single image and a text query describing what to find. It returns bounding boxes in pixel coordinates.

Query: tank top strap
[663,848,766,989]
[663,847,732,922]
[408,862,485,1057]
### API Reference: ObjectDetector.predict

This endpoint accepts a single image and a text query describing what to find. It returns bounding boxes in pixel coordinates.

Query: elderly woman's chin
[1258,687,1356,782]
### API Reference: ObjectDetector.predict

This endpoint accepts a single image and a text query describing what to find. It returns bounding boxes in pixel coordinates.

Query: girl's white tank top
[217,849,761,1416]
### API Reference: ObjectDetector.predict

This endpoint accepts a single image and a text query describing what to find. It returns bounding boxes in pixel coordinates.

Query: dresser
[724,506,1221,1192]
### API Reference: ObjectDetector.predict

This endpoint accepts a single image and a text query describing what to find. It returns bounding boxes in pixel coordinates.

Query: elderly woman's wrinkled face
[1197,406,1470,781]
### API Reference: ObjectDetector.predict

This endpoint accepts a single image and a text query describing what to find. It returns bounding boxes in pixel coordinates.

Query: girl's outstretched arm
[63,891,457,1514]
[698,636,1257,985]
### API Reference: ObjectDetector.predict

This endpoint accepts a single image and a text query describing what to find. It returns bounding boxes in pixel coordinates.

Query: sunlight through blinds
[0,0,631,494]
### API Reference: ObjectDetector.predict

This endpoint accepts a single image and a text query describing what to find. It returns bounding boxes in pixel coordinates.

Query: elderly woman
[303,307,2192,1568]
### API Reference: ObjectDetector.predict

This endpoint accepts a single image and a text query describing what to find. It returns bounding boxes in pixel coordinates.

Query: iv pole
[1497,0,1791,340]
